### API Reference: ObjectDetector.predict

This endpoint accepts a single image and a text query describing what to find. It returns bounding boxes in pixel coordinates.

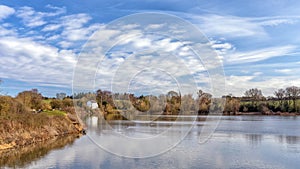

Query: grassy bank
[0,110,83,150]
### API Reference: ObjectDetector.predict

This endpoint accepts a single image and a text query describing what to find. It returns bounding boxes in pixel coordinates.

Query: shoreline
[0,113,84,151]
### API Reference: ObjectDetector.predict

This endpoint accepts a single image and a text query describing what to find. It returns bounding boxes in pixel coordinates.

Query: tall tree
[244,88,263,109]
[286,86,300,112]
[274,89,285,109]
[197,90,212,115]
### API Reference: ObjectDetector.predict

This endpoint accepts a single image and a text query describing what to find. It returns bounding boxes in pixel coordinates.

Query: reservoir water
[1,116,300,169]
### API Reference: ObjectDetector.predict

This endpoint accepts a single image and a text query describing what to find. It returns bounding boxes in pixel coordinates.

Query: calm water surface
[2,116,300,169]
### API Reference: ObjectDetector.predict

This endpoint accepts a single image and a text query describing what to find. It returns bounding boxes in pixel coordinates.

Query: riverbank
[0,135,79,168]
[232,112,300,116]
[0,111,84,151]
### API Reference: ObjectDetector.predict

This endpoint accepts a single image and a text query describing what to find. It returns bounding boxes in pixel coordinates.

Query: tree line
[1,78,300,119]
[85,86,300,120]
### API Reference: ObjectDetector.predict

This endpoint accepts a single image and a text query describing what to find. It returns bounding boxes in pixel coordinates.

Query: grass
[42,99,53,104]
[41,110,66,116]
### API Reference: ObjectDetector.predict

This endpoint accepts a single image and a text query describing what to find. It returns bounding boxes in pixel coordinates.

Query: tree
[244,88,263,110]
[197,90,212,115]
[16,89,43,110]
[56,93,66,100]
[50,99,63,109]
[62,98,73,107]
[0,95,28,115]
[274,89,285,111]
[286,86,300,112]
[224,96,240,115]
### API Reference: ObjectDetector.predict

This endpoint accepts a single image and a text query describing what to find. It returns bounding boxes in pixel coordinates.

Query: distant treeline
[72,86,300,120]
[1,77,300,120]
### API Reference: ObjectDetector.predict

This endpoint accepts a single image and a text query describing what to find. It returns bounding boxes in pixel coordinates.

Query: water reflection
[1,116,300,169]
[0,135,79,168]
[244,134,263,146]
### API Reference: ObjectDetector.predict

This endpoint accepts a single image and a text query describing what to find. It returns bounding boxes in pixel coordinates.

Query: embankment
[0,112,83,151]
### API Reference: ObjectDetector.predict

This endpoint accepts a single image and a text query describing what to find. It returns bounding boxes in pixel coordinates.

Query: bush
[50,100,63,109]
[0,96,28,116]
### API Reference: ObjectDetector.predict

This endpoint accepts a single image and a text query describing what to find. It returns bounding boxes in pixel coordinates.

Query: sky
[0,0,300,97]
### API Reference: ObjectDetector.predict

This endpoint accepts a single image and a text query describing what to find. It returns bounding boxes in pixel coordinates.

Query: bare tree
[244,88,263,109]
[274,89,285,108]
[286,86,300,112]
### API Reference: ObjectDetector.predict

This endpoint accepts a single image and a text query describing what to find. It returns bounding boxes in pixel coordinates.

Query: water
[1,116,300,169]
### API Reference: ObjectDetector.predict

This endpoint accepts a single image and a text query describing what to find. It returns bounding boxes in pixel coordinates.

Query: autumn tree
[0,96,28,115]
[224,95,240,115]
[181,94,196,115]
[164,91,181,115]
[16,89,43,110]
[197,90,212,115]
[50,99,63,109]
[96,90,114,110]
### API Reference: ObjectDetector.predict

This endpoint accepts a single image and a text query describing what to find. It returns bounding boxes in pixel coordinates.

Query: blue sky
[0,0,300,97]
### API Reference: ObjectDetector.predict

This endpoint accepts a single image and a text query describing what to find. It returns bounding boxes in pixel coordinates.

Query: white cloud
[254,16,300,26]
[226,75,300,96]
[0,36,76,87]
[226,45,296,64]
[16,6,65,27]
[190,14,267,38]
[0,5,15,20]
[259,19,296,26]
[42,24,61,31]
[145,24,164,30]
[61,13,91,29]
[0,25,16,36]
[275,69,292,74]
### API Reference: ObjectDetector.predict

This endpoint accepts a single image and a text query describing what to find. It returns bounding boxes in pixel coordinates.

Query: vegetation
[0,86,82,150]
[75,86,300,120]
[1,77,300,151]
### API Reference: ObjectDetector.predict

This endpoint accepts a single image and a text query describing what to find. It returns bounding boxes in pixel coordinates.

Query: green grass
[42,99,53,104]
[42,110,66,116]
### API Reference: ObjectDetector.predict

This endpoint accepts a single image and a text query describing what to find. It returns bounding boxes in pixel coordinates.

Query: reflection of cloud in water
[26,129,299,169]
[14,116,300,169]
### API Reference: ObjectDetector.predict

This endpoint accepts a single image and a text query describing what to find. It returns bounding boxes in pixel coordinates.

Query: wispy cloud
[275,69,292,74]
[16,5,65,27]
[226,45,297,64]
[189,14,267,38]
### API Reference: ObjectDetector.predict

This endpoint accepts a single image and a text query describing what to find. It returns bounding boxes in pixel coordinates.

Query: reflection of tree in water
[245,134,263,146]
[277,135,300,145]
[277,135,300,153]
[0,135,79,168]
